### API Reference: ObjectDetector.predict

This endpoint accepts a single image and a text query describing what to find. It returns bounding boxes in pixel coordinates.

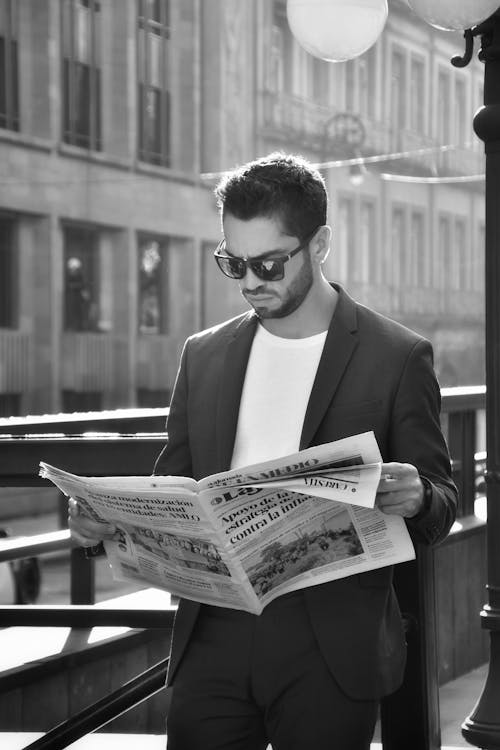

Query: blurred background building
[0,0,486,417]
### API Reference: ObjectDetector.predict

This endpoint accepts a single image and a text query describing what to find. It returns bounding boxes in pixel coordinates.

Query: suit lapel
[300,286,359,449]
[215,312,258,471]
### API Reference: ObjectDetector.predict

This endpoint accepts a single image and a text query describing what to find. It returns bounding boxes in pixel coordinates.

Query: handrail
[0,433,167,486]
[22,656,169,750]
[0,407,169,435]
[0,530,71,562]
[0,604,177,628]
[0,385,483,431]
[440,385,486,412]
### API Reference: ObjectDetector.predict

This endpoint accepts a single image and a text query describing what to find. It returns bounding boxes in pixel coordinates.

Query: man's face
[222,214,314,319]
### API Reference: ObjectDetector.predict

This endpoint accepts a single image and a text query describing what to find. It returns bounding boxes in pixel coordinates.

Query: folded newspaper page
[40,431,415,614]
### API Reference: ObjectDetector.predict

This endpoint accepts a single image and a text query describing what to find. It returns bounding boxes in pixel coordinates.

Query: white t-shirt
[230,324,327,469]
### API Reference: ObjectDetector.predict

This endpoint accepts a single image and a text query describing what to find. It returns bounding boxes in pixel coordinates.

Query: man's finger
[378,463,419,491]
[68,515,116,540]
[378,474,409,492]
[376,493,423,518]
[69,529,103,548]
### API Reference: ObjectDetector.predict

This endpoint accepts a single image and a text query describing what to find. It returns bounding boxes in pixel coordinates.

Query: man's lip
[243,290,275,299]
[244,293,275,301]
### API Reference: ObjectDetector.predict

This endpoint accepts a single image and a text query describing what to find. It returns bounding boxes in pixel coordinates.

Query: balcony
[259,90,334,151]
[258,90,485,179]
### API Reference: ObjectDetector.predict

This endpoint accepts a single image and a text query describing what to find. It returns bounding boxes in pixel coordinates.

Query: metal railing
[22,657,170,750]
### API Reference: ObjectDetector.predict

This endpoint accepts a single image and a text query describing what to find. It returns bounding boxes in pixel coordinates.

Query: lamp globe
[286,0,388,62]
[407,0,499,31]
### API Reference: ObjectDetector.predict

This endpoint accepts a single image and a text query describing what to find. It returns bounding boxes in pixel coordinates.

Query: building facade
[0,0,486,417]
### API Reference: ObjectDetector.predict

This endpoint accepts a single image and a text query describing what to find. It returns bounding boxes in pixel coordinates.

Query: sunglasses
[213,228,319,282]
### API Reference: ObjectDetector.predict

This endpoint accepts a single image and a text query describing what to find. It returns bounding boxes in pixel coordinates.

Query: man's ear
[311,225,332,265]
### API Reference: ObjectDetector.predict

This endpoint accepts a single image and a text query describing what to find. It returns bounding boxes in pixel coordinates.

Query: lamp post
[457,11,500,749]
[286,1,500,748]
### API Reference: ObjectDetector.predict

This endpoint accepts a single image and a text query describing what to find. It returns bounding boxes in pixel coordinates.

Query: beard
[242,254,314,319]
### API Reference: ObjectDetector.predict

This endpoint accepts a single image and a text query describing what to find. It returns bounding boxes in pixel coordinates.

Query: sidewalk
[368,663,488,749]
[439,662,487,748]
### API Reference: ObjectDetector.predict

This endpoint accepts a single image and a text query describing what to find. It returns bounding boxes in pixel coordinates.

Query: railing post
[380,546,440,750]
[57,490,68,529]
[447,409,477,517]
[70,547,95,604]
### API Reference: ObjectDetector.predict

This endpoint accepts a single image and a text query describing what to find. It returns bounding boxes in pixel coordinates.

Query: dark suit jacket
[155,284,457,700]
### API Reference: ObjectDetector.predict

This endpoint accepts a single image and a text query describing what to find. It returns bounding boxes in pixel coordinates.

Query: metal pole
[461,10,500,749]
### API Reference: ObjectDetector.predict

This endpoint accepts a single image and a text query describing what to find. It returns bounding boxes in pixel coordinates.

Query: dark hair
[214,152,327,242]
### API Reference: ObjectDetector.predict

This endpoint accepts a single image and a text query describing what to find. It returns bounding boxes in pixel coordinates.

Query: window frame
[0,0,19,132]
[63,223,101,332]
[137,234,170,335]
[137,0,171,167]
[0,213,19,329]
[61,0,102,150]
[409,209,427,288]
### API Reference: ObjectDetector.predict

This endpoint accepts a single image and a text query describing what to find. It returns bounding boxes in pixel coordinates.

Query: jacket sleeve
[153,340,193,478]
[388,338,458,545]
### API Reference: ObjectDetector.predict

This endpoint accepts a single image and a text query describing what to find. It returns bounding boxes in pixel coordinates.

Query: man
[70,152,457,750]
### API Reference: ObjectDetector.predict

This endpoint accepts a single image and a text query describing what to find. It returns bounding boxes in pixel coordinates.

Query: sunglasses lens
[216,255,245,279]
[251,259,283,281]
[215,240,285,281]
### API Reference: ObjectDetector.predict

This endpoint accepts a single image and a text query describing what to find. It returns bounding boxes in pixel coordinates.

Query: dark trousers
[166,591,378,750]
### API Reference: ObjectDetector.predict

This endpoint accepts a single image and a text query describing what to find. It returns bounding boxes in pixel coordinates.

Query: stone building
[0,0,485,416]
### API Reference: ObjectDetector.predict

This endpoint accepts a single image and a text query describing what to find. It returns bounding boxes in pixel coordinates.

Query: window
[342,48,376,118]
[454,77,467,145]
[358,47,376,119]
[475,224,485,292]
[270,1,292,94]
[62,0,102,150]
[344,60,355,112]
[138,237,169,334]
[355,201,375,284]
[438,214,451,290]
[455,218,468,290]
[337,197,354,282]
[268,25,284,93]
[0,0,18,131]
[0,215,18,328]
[137,0,171,166]
[64,225,100,331]
[409,57,425,133]
[391,50,406,133]
[410,211,426,287]
[137,387,170,407]
[437,69,451,144]
[391,206,405,289]
[62,390,102,412]
[0,392,20,416]
[311,56,329,104]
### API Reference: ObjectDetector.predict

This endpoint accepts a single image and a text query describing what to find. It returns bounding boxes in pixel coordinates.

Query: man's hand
[68,497,116,549]
[375,462,425,518]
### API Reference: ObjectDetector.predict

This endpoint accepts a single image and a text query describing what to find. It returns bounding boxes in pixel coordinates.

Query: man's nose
[240,264,262,288]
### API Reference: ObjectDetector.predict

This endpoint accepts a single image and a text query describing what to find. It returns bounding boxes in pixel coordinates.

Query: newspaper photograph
[205,481,415,610]
[39,431,415,614]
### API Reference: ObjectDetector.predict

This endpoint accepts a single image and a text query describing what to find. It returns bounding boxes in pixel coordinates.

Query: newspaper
[40,431,415,615]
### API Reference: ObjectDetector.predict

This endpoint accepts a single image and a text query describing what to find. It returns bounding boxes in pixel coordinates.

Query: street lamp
[286,1,500,748]
[286,0,388,61]
[407,0,500,31]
